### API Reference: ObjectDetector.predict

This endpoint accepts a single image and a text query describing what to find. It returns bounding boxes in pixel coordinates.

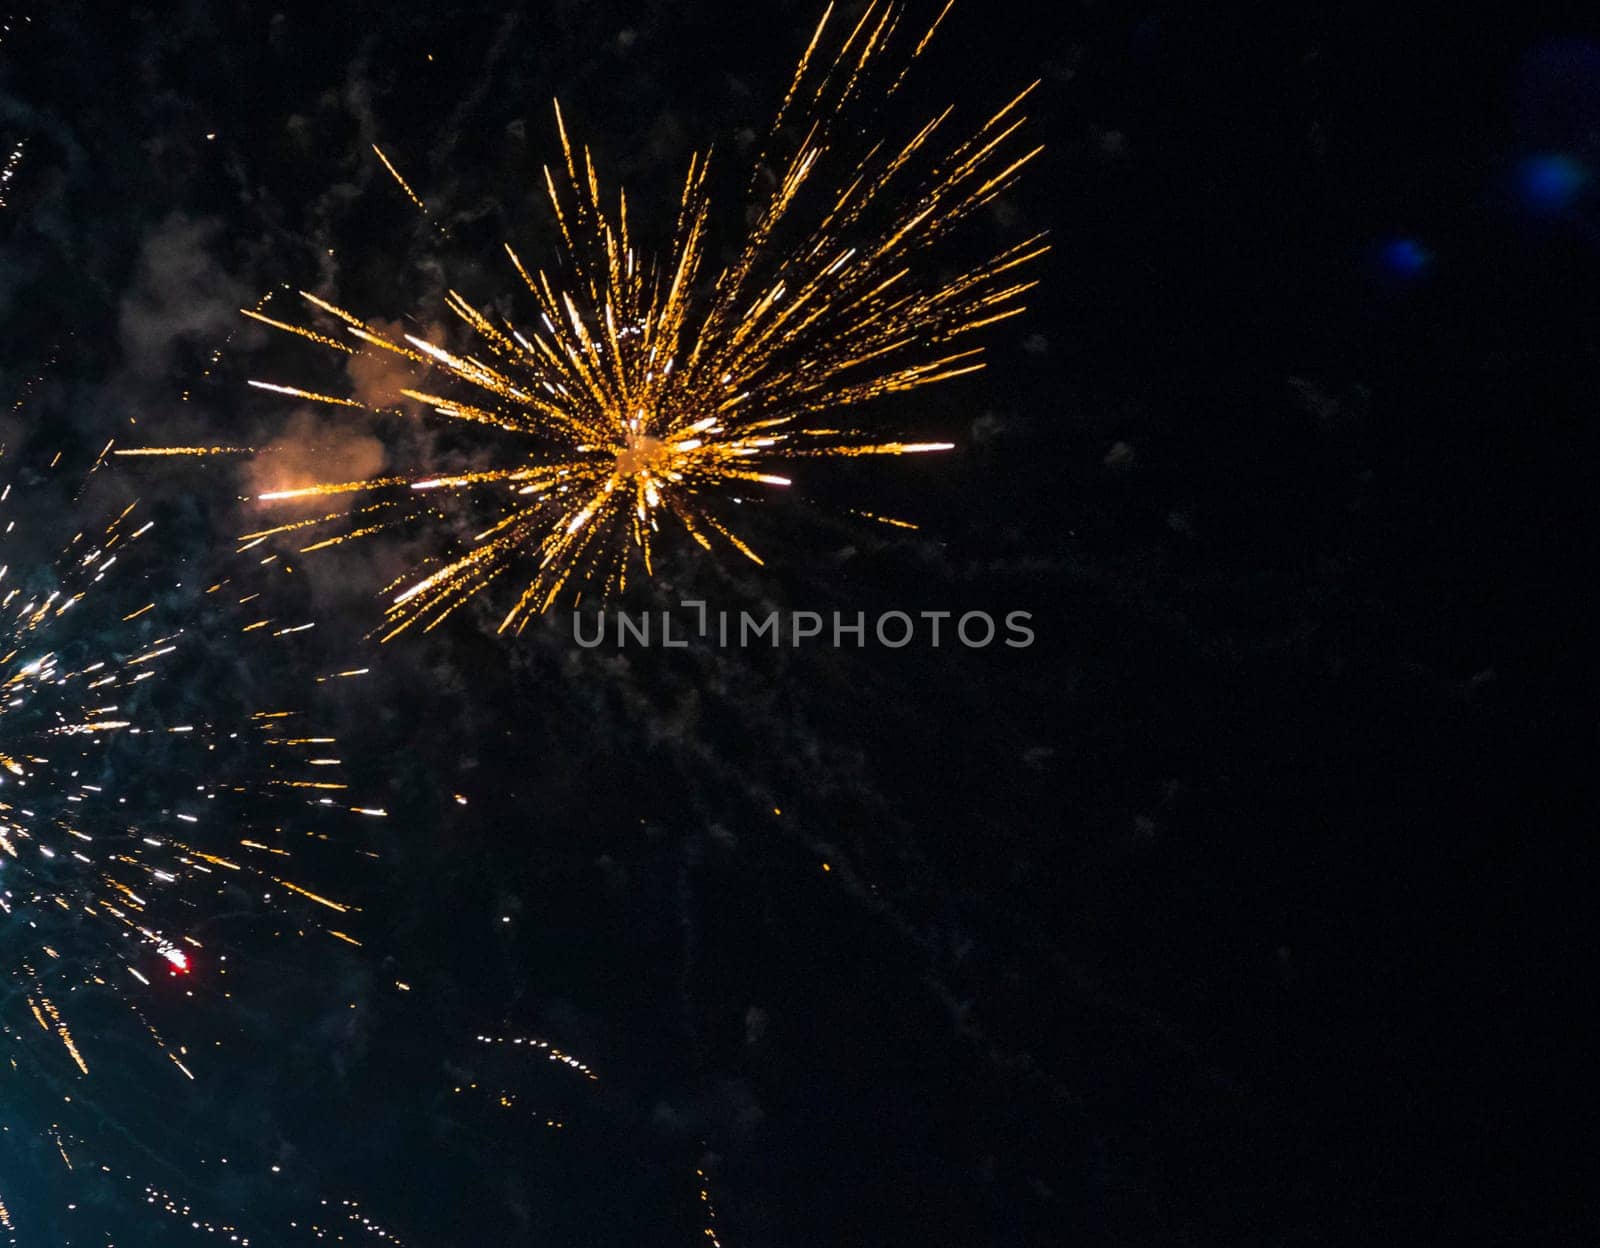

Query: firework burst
[0,460,384,1091]
[123,0,1045,637]
[0,450,394,1240]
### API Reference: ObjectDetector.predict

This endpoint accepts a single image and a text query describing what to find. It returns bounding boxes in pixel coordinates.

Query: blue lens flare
[1515,154,1589,214]
[1379,238,1431,278]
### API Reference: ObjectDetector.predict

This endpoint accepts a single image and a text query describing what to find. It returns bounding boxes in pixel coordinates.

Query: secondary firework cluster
[0,468,386,1073]
[0,447,394,1242]
[123,0,1045,638]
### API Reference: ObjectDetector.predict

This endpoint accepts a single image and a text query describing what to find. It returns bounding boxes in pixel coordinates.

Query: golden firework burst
[125,0,1047,637]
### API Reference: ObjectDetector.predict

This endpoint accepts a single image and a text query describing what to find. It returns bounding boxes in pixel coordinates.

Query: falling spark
[0,1119,409,1245]
[0,139,24,210]
[125,1,1045,637]
[453,1029,722,1240]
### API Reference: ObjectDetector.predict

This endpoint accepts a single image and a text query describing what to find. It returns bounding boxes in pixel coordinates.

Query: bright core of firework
[124,0,1046,638]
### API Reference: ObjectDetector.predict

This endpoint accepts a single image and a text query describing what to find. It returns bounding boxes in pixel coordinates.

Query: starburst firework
[0,461,384,1091]
[124,1,1045,636]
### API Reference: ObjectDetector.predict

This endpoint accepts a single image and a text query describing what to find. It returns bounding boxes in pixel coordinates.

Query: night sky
[2,1,1597,1244]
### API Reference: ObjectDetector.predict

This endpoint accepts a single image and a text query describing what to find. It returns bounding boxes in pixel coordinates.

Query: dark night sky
[2,1,1598,1244]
